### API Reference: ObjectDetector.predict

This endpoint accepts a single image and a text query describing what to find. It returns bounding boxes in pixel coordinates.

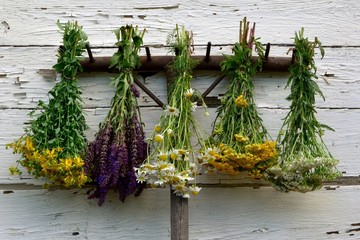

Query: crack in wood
[134,4,179,10]
[346,228,360,233]
[3,190,14,194]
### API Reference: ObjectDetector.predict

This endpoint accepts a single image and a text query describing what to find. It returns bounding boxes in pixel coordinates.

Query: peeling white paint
[0,0,359,239]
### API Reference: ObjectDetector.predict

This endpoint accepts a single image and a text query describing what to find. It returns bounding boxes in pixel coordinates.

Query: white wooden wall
[1,0,360,239]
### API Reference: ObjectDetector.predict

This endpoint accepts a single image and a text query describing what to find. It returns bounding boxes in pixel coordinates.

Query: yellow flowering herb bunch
[135,25,207,198]
[6,21,89,187]
[198,18,277,178]
[265,29,341,192]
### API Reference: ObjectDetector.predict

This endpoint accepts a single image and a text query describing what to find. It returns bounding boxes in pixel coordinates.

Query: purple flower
[109,144,125,187]
[125,171,137,195]
[130,84,140,98]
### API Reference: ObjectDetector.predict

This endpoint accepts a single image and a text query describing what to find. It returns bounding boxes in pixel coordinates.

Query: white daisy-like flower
[184,88,194,98]
[157,151,168,161]
[204,147,220,160]
[172,183,189,196]
[135,175,147,183]
[164,105,179,116]
[167,128,173,135]
[182,193,190,198]
[179,172,194,181]
[154,134,164,143]
[134,168,147,183]
[189,185,202,196]
[169,149,180,160]
[164,163,176,172]
[188,162,198,172]
[178,149,189,155]
[190,102,197,112]
[154,179,165,186]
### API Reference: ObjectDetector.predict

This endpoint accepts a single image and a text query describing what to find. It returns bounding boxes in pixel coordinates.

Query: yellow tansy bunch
[199,139,277,178]
[199,18,277,178]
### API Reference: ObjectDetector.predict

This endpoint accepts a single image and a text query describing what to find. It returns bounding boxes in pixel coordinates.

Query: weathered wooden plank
[1,0,359,46]
[0,187,359,239]
[189,186,360,240]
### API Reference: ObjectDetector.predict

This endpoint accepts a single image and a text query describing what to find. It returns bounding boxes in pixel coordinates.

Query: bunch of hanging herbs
[135,25,208,198]
[6,21,89,187]
[85,25,147,206]
[265,28,341,192]
[198,18,277,178]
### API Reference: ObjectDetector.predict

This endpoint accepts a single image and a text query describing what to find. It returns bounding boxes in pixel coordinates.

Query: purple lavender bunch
[85,25,147,206]
[85,86,147,206]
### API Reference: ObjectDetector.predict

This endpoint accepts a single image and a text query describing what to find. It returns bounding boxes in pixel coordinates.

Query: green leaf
[109,52,120,69]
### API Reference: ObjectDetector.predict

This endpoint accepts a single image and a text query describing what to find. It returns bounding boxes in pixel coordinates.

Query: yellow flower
[64,175,75,187]
[157,152,168,161]
[9,166,21,175]
[44,148,58,160]
[154,124,162,133]
[208,149,217,156]
[25,137,35,151]
[31,150,41,160]
[73,156,84,168]
[77,172,88,186]
[235,95,248,108]
[63,158,73,171]
[234,134,249,143]
[246,141,277,161]
[154,134,164,143]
